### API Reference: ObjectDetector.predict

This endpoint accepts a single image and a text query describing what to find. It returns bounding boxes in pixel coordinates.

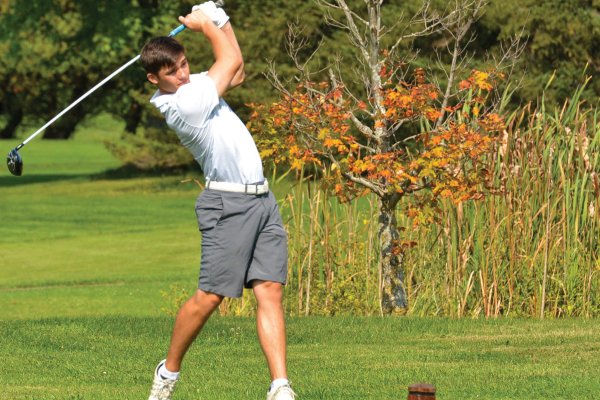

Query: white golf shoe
[148,360,178,400]
[267,383,296,400]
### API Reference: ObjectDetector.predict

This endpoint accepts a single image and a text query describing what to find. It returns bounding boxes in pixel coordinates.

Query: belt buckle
[244,183,257,195]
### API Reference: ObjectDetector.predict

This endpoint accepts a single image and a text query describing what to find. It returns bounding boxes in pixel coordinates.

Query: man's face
[147,53,190,93]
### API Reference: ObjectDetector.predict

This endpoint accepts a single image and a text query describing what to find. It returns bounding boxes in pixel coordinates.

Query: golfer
[140,3,295,400]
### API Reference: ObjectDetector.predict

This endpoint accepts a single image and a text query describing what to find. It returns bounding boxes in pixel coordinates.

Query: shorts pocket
[196,191,224,231]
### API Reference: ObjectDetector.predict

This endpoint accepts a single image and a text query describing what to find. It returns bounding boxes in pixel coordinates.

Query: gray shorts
[195,189,288,298]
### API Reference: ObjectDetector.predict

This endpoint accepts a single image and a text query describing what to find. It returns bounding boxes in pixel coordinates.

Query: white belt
[205,179,269,195]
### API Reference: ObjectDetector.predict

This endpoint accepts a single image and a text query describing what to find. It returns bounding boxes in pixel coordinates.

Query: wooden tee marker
[408,383,436,399]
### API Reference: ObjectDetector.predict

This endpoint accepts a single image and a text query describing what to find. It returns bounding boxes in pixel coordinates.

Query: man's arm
[220,22,245,89]
[178,10,242,97]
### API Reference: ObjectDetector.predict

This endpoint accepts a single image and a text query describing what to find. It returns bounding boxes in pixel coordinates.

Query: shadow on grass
[91,164,200,181]
[0,164,202,187]
[0,174,88,187]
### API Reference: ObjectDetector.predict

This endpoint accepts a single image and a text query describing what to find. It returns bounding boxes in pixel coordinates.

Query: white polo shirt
[150,73,265,184]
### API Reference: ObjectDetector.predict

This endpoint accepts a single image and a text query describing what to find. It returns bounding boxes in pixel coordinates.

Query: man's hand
[178,9,213,33]
[180,1,243,97]
[192,1,230,28]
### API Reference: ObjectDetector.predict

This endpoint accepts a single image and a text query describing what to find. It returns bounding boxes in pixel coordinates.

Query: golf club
[6,0,224,176]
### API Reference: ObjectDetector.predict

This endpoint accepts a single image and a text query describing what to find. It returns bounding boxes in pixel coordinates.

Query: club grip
[168,0,224,37]
[168,24,186,37]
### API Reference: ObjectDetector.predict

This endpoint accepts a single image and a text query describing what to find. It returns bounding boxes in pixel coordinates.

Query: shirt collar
[150,89,170,109]
[149,73,206,110]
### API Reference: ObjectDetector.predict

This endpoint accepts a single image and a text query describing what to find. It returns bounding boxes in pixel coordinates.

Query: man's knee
[190,289,224,310]
[253,280,284,304]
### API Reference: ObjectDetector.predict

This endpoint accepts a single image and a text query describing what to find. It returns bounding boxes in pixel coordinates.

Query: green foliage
[481,0,599,105]
[2,0,598,165]
[0,0,209,139]
[0,0,150,138]
[105,125,195,170]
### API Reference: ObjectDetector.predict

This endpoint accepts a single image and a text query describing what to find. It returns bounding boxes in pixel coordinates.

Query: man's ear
[147,73,159,85]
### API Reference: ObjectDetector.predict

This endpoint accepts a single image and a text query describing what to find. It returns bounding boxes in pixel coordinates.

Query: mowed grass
[1,135,200,319]
[1,128,600,399]
[1,317,599,399]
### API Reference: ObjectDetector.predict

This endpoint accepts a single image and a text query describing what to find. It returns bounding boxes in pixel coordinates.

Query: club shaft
[19,20,195,148]
[21,54,141,147]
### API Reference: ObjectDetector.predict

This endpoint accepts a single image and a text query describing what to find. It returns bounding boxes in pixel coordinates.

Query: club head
[7,148,23,176]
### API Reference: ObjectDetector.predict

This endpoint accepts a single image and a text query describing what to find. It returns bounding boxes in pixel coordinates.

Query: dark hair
[140,36,185,75]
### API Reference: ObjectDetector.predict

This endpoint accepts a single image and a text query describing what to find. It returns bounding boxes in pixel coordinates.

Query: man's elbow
[236,65,246,84]
[231,62,245,88]
[232,53,243,73]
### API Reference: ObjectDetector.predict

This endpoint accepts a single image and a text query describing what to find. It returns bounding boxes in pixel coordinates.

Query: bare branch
[284,21,326,81]
[265,61,295,98]
[350,112,378,139]
[435,0,488,127]
[493,26,528,75]
[351,138,379,154]
[388,1,451,58]
[436,40,462,127]
[316,0,370,63]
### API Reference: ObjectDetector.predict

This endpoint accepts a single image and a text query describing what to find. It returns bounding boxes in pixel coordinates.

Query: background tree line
[0,0,598,143]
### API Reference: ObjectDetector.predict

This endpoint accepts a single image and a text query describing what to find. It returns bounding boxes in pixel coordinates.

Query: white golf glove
[192,1,230,28]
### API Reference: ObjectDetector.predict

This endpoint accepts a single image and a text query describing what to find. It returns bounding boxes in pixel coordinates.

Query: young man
[140,3,295,400]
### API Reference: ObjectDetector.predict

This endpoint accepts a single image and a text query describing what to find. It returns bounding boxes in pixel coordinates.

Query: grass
[0,162,201,319]
[1,116,599,398]
[1,118,201,318]
[1,316,599,399]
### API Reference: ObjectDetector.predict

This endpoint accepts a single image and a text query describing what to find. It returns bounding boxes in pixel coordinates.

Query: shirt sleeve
[174,75,220,127]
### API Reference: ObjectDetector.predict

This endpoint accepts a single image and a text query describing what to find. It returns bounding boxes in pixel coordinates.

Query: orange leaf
[459,80,471,90]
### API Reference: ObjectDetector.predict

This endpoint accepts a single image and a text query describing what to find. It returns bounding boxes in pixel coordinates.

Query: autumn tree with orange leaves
[248,0,523,314]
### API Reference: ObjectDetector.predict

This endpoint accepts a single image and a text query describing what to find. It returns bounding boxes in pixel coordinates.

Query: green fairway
[1,128,201,317]
[1,133,599,399]
[0,317,599,399]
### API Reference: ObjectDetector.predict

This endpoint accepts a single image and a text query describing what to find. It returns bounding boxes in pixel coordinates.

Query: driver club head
[7,148,23,176]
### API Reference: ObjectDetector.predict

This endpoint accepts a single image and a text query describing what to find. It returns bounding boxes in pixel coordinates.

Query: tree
[248,0,517,314]
[0,0,183,139]
[480,0,600,106]
[0,0,322,141]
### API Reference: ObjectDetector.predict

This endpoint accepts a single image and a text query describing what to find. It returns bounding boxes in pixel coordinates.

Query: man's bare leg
[164,289,224,372]
[252,280,287,380]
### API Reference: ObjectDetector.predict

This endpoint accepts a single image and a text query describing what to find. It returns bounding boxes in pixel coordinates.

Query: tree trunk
[124,102,143,134]
[43,112,83,139]
[43,78,96,139]
[0,94,23,139]
[379,194,408,314]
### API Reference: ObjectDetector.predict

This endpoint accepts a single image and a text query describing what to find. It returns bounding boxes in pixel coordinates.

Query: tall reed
[403,85,599,317]
[277,84,598,318]
[282,173,381,316]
